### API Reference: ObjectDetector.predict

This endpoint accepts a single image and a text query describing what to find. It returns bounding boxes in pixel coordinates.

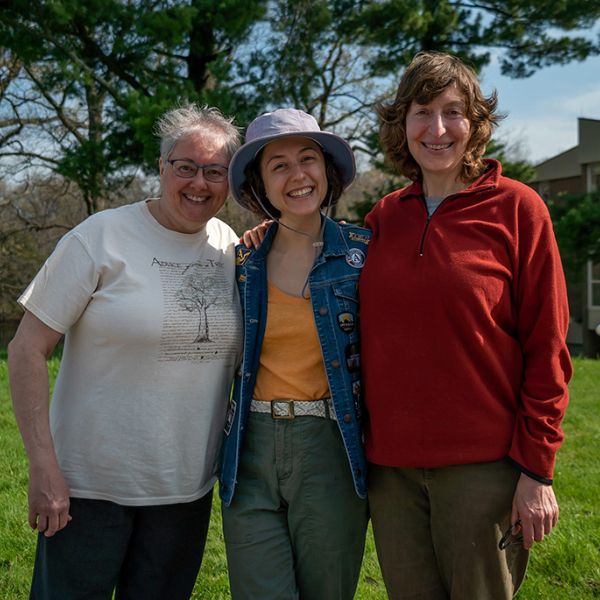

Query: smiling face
[259,136,328,224]
[406,84,471,187]
[155,130,229,234]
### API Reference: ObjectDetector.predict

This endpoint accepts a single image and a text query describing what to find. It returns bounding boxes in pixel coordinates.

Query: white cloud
[562,86,600,116]
[497,115,579,165]
[484,51,600,163]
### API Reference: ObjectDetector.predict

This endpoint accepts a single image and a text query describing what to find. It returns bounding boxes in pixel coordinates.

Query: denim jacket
[219,216,371,506]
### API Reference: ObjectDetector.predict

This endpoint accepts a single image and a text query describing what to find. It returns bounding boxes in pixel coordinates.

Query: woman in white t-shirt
[8,104,243,600]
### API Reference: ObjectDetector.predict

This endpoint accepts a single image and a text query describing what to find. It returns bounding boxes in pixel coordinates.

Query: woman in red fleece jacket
[360,52,572,599]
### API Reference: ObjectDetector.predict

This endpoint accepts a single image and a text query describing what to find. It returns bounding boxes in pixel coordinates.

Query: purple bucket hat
[228,108,356,210]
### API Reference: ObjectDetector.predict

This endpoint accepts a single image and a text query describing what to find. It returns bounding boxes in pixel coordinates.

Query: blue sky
[481,49,600,166]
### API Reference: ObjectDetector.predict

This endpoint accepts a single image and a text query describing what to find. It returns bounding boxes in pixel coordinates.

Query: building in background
[530,118,600,357]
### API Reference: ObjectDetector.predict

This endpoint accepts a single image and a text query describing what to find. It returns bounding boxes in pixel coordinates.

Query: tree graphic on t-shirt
[176,265,222,343]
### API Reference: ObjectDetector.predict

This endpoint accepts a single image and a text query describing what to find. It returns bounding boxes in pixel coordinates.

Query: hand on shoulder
[240,220,272,249]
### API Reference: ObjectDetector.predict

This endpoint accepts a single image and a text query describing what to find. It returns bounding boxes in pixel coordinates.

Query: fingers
[28,506,38,530]
[520,516,535,550]
[240,229,263,249]
[27,466,72,536]
[43,510,71,537]
[510,504,520,535]
[29,500,72,537]
[31,510,72,537]
[44,512,61,537]
[240,229,259,248]
[259,220,271,242]
[512,473,559,550]
[520,511,555,549]
[249,230,262,248]
[33,516,48,533]
[240,231,253,247]
[239,220,271,248]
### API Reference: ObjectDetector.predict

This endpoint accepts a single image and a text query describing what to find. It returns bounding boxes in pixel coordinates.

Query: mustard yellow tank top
[253,281,330,401]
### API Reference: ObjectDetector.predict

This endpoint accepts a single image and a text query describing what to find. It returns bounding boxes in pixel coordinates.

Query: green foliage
[0,0,269,208]
[56,140,111,207]
[485,139,536,183]
[0,200,66,321]
[1,0,599,222]
[549,191,600,276]
[350,171,406,224]
[0,357,598,598]
[2,1,598,320]
[349,0,600,78]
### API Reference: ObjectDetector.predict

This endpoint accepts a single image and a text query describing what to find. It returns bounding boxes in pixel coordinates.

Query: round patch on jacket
[346,248,365,268]
[337,312,355,333]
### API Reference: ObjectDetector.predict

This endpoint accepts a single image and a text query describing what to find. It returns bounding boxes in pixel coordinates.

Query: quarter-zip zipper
[418,196,432,257]
[416,169,498,256]
[417,192,458,256]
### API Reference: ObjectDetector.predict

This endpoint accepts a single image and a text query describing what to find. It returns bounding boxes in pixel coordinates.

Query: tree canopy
[549,191,600,277]
[0,0,268,213]
[1,0,599,319]
[0,0,599,214]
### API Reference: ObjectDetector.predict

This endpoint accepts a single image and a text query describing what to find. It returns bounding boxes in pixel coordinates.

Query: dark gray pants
[369,460,529,600]
[222,412,368,600]
[30,490,213,600]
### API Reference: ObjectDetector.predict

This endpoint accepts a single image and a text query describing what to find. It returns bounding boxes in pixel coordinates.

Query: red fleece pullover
[360,159,572,482]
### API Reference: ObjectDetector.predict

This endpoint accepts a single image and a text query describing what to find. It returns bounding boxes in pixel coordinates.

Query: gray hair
[155,103,241,161]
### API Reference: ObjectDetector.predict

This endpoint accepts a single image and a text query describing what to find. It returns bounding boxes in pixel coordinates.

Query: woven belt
[250,398,336,421]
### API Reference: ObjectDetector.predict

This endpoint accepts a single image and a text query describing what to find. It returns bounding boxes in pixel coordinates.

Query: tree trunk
[85,79,107,214]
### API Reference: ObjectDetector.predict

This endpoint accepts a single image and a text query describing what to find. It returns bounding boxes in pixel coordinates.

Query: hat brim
[228,131,356,210]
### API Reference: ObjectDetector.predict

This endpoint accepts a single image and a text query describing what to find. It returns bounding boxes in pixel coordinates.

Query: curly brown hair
[378,52,502,182]
[238,147,345,219]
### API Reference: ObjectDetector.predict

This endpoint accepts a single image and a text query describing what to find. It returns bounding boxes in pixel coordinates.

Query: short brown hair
[377,52,501,182]
[238,148,345,220]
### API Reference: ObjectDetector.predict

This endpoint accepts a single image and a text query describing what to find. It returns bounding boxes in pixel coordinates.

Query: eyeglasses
[167,159,228,183]
[499,520,523,550]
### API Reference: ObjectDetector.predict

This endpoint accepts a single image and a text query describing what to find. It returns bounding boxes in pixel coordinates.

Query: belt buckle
[271,399,295,420]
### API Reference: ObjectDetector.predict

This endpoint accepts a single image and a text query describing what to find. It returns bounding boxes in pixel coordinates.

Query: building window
[590,261,600,307]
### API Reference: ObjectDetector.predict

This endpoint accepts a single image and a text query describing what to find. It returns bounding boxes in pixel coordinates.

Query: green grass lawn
[1,357,598,598]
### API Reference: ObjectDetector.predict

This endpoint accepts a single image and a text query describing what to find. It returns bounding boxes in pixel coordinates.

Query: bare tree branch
[23,65,86,144]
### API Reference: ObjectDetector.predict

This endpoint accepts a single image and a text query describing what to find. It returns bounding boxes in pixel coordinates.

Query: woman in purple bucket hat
[219,108,370,599]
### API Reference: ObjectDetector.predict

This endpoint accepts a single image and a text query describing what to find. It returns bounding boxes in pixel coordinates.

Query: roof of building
[532,118,600,184]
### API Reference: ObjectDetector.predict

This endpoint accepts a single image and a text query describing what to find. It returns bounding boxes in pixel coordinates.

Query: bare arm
[8,311,71,537]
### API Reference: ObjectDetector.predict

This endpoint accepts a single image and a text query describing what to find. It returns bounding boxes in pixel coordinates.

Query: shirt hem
[68,476,217,506]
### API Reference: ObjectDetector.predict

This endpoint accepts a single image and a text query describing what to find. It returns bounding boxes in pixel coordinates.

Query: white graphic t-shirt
[19,200,242,505]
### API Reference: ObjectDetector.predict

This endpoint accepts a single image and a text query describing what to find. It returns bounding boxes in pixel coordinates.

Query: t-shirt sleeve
[223,222,239,246]
[18,231,99,334]
[206,218,239,248]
